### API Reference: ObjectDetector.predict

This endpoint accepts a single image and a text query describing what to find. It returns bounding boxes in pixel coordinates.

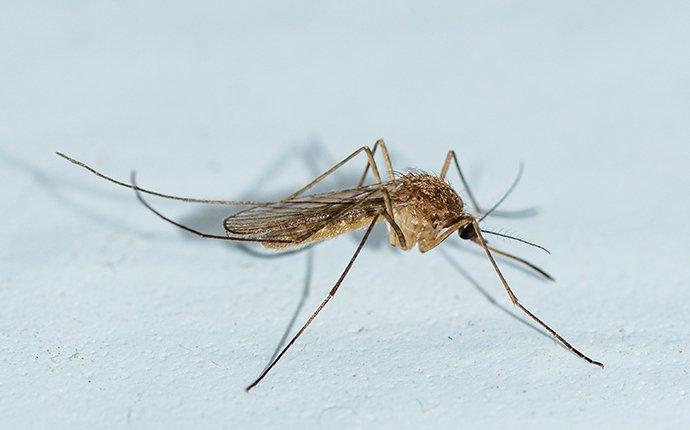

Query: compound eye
[458,224,476,240]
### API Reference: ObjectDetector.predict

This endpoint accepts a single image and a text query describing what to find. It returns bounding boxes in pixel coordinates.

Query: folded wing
[223,183,394,248]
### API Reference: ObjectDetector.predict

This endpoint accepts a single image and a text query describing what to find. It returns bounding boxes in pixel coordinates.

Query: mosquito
[56,139,604,391]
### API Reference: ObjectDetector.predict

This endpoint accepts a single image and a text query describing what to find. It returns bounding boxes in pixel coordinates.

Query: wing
[223,182,397,248]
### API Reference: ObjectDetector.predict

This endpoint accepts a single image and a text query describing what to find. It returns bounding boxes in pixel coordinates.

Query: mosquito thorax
[390,172,465,249]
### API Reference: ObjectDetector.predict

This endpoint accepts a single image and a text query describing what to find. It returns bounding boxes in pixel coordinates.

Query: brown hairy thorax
[391,171,467,250]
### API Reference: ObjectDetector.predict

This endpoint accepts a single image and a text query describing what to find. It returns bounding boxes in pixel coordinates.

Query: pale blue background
[2,1,689,429]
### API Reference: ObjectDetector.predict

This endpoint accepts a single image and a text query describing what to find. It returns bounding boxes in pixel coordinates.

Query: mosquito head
[458,223,477,241]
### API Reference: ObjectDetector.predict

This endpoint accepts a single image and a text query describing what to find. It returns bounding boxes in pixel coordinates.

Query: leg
[379,210,407,250]
[57,152,271,206]
[260,249,314,372]
[283,144,405,248]
[357,139,395,187]
[477,242,554,281]
[355,139,403,248]
[290,197,406,251]
[61,149,407,247]
[418,218,473,253]
[440,150,482,213]
[57,147,391,209]
[471,220,604,367]
[442,153,537,220]
[245,215,379,391]
[285,146,387,204]
[130,172,293,244]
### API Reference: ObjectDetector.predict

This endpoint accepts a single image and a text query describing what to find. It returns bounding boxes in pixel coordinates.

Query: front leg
[418,218,473,253]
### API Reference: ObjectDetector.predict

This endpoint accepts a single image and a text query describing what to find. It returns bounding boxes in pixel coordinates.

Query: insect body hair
[390,172,467,250]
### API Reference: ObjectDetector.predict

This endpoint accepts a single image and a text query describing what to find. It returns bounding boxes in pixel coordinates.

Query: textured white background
[2,1,689,429]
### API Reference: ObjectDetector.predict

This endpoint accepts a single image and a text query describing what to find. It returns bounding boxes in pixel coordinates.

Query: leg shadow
[257,248,314,372]
[0,148,164,239]
[444,239,553,283]
[438,248,550,340]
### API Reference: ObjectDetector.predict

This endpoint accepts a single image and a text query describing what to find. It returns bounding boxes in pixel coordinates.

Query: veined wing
[223,181,397,248]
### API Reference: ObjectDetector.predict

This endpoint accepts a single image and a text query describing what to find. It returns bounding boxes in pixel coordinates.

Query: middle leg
[357,138,395,186]
[440,150,482,212]
[356,139,402,247]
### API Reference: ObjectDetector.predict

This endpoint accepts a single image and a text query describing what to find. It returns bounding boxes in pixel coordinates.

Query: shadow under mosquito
[0,148,136,202]
[177,138,393,252]
[450,157,540,219]
[438,248,551,340]
[258,249,314,371]
[0,148,165,239]
[484,207,540,219]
